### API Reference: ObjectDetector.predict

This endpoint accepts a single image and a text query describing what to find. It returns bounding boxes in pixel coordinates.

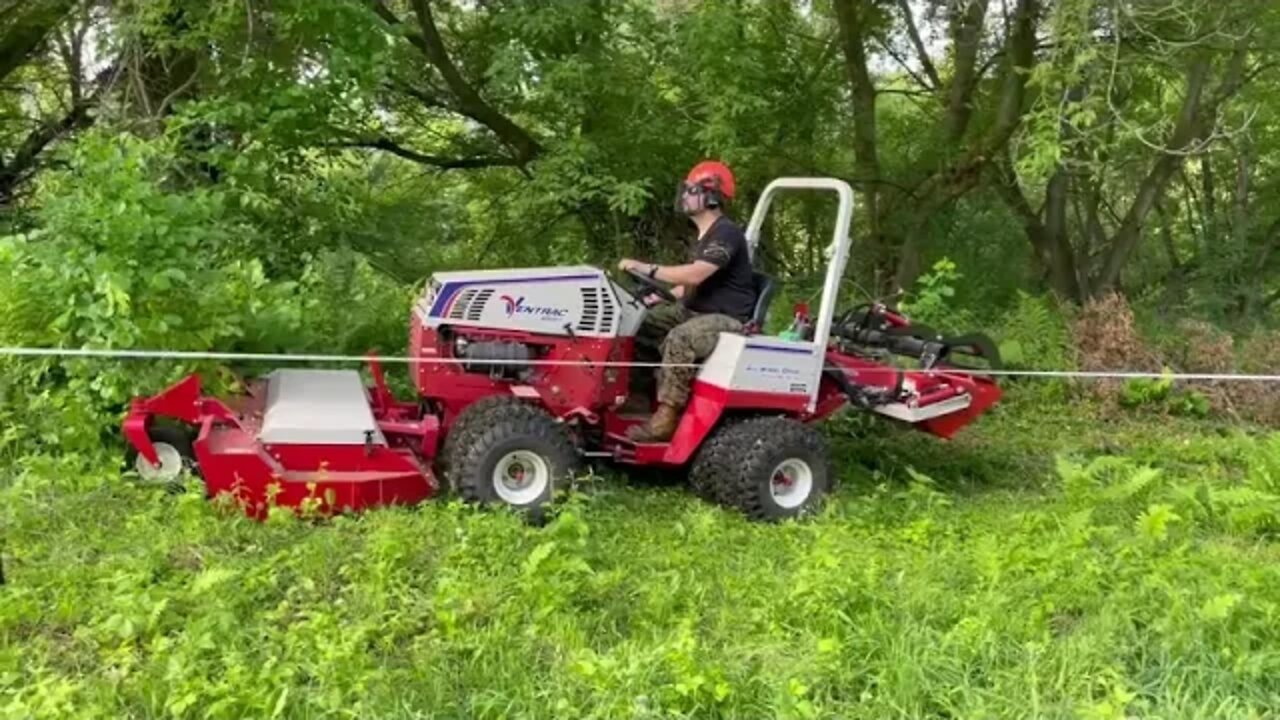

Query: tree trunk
[893,0,1039,292]
[1231,137,1251,249]
[1200,153,1216,246]
[945,0,990,143]
[1094,57,1211,292]
[1042,166,1082,300]
[831,0,885,282]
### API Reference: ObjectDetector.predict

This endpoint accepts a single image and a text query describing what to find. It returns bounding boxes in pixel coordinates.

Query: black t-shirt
[683,216,756,322]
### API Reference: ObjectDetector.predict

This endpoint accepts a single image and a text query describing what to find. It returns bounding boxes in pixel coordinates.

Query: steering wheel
[622,267,678,303]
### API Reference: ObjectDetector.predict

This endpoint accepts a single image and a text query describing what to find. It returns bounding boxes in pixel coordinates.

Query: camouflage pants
[635,304,743,408]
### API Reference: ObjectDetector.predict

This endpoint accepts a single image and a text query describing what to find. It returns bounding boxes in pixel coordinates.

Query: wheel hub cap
[769,458,814,509]
[493,450,550,505]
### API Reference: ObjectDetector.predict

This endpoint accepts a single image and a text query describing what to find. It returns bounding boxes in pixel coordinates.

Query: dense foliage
[2,0,1280,716]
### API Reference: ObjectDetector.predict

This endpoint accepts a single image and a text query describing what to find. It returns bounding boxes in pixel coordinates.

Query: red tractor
[123,178,1001,521]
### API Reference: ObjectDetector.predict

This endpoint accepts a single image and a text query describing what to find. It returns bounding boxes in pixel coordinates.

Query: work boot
[626,403,681,443]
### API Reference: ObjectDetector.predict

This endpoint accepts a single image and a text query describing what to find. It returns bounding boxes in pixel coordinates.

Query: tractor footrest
[605,433,669,464]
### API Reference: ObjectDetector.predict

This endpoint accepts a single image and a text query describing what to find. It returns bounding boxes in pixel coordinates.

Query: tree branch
[890,0,1038,290]
[0,0,75,84]
[330,136,521,170]
[403,0,541,164]
[896,0,941,90]
[0,60,113,205]
[907,0,1038,206]
[366,0,429,54]
[1093,37,1255,293]
[1,99,91,201]
[385,76,454,112]
[874,38,939,93]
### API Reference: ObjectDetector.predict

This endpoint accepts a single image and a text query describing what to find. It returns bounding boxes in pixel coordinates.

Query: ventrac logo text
[499,294,569,320]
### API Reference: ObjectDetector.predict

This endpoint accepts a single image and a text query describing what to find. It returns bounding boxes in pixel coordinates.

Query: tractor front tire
[437,395,537,480]
[442,401,578,518]
[713,416,832,521]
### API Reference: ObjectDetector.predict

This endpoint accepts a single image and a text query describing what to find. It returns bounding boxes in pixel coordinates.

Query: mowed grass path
[3,389,1279,719]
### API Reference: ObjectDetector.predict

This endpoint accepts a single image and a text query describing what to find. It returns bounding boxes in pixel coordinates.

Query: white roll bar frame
[743,178,855,406]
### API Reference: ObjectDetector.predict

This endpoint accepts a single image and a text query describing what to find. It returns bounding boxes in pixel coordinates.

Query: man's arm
[619,229,734,288]
[619,258,718,286]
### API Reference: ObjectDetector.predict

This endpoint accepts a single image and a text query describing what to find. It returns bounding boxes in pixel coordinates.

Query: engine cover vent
[447,288,494,322]
[466,288,494,322]
[600,292,616,333]
[577,288,600,332]
[446,289,477,320]
[577,286,618,334]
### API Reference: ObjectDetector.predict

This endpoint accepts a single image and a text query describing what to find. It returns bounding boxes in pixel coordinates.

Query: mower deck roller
[123,177,1001,521]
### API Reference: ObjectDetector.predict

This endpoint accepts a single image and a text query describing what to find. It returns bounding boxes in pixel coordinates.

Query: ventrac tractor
[123,178,1001,521]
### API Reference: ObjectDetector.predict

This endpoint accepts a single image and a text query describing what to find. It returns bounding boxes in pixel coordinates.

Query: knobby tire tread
[712,416,831,521]
[438,395,539,482]
[687,415,749,505]
[445,400,578,512]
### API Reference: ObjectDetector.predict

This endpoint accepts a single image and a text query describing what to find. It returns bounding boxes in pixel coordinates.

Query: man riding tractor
[617,160,758,442]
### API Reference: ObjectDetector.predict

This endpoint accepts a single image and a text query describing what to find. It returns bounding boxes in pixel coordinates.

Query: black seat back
[745,271,778,333]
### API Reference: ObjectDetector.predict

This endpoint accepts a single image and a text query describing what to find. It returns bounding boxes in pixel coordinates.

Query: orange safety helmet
[676,159,735,211]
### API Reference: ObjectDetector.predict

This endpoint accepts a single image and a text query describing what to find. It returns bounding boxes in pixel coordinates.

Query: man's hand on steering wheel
[617,258,677,303]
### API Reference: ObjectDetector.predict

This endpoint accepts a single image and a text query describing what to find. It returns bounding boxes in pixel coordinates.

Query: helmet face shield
[673,178,721,214]
[674,180,704,213]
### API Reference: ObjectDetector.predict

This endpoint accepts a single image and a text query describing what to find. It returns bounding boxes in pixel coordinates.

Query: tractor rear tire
[687,416,748,505]
[443,400,578,519]
[712,416,831,521]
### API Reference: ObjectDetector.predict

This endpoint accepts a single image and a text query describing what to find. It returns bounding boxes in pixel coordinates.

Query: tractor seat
[743,271,778,334]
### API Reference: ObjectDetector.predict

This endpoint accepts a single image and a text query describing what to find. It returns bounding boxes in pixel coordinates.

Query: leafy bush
[993,291,1072,371]
[0,133,410,461]
[898,257,976,333]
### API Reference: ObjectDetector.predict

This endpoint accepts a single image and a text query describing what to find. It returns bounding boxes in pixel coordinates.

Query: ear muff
[703,183,722,209]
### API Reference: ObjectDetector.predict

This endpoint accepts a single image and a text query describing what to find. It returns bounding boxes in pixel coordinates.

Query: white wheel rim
[134,442,186,485]
[769,458,814,509]
[492,450,551,505]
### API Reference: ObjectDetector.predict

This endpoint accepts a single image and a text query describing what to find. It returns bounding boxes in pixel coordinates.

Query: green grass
[3,388,1280,719]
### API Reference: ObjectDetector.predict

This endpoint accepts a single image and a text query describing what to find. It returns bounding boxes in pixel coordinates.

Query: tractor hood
[414,265,646,339]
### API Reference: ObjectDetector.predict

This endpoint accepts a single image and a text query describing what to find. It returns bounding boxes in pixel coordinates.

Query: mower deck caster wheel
[124,425,201,494]
[709,416,831,521]
[442,400,578,520]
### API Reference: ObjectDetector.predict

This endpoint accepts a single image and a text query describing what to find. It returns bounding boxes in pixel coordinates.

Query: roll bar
[743,178,855,368]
